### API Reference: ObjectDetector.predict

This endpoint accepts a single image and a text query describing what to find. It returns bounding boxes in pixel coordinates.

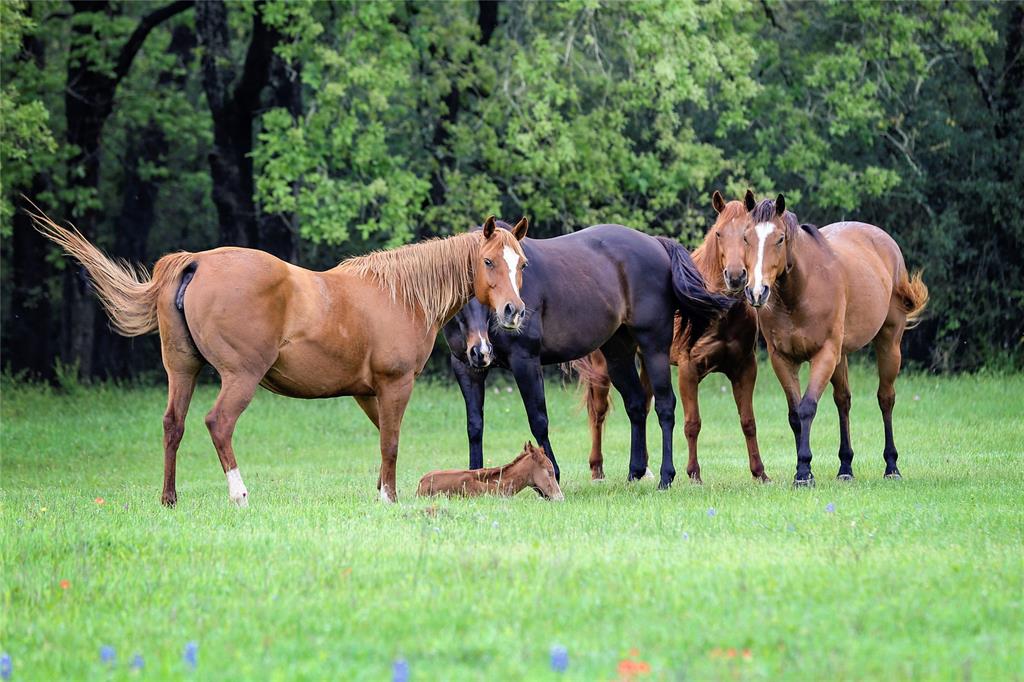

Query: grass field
[1,364,1022,680]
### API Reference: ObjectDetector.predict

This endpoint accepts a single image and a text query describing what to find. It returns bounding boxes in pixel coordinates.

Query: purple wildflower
[825,502,835,513]
[1,653,11,681]
[550,645,568,673]
[707,507,717,517]
[131,654,144,671]
[392,658,409,682]
[183,641,198,669]
[100,646,115,665]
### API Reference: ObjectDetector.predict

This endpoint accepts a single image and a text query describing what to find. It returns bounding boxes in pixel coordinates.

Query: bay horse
[31,210,529,505]
[737,195,928,484]
[577,190,769,483]
[443,222,731,489]
[416,441,563,499]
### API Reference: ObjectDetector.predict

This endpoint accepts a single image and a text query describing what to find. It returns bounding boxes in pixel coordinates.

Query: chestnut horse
[578,190,768,483]
[738,195,928,484]
[416,441,563,499]
[32,210,529,505]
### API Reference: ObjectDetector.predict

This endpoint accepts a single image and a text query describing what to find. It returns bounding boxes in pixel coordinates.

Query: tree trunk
[257,54,301,262]
[195,0,280,249]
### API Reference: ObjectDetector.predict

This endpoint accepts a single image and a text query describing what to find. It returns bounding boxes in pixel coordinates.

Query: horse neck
[691,229,727,294]
[775,228,830,309]
[336,232,481,329]
[478,456,532,492]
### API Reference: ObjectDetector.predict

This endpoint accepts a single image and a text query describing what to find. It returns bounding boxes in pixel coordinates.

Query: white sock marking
[379,486,393,503]
[752,222,775,296]
[226,468,248,507]
[502,246,520,297]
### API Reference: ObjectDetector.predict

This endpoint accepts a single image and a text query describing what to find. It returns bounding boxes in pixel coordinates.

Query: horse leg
[677,360,703,483]
[451,354,487,470]
[354,396,382,490]
[374,374,416,502]
[769,352,803,454]
[584,359,611,481]
[205,372,263,506]
[601,343,649,482]
[874,327,904,479]
[160,362,202,507]
[635,342,677,490]
[831,354,855,480]
[638,359,654,476]
[731,357,768,482]
[510,353,559,481]
[793,346,840,486]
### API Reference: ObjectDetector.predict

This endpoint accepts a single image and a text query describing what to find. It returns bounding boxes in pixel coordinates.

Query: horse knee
[740,417,756,438]
[684,419,701,440]
[467,416,484,442]
[787,409,800,433]
[163,412,184,447]
[797,398,818,423]
[877,389,895,413]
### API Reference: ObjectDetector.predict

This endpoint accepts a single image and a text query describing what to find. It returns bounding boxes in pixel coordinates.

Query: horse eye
[521,262,529,269]
[483,258,493,268]
[715,232,721,239]
[742,235,749,245]
[776,235,785,245]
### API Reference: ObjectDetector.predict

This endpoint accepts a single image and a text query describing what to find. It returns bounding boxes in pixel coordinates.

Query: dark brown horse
[416,441,563,499]
[32,210,529,505]
[738,195,928,484]
[578,191,768,483]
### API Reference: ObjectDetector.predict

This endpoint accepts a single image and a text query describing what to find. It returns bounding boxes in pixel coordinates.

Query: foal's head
[740,194,794,308]
[474,216,529,331]
[520,441,563,500]
[708,190,758,294]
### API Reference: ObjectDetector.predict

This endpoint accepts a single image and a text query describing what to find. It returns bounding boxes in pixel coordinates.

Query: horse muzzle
[498,303,526,331]
[467,343,493,369]
[745,285,770,308]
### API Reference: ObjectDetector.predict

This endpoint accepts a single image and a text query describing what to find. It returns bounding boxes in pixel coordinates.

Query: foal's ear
[482,215,497,239]
[512,216,529,240]
[712,190,726,214]
[775,194,786,216]
[744,189,756,212]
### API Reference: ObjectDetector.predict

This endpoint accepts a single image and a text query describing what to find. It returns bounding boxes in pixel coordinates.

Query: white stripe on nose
[752,222,774,294]
[502,246,520,298]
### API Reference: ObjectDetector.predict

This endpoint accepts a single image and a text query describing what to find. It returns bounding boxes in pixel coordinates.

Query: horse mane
[338,232,482,327]
[691,200,748,288]
[752,199,829,249]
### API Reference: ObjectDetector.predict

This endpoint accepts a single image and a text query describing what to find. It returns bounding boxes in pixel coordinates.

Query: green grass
[2,365,1022,680]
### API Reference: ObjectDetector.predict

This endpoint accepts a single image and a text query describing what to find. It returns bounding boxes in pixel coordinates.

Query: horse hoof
[885,471,903,480]
[837,473,854,482]
[161,492,177,507]
[641,468,655,481]
[793,476,815,488]
[658,481,672,491]
[591,476,606,484]
[689,474,703,485]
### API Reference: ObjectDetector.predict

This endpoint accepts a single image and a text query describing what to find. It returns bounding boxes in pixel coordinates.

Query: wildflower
[1,653,11,681]
[100,646,115,664]
[492,521,499,529]
[617,658,651,679]
[183,641,198,669]
[550,645,568,673]
[725,648,737,659]
[681,532,689,540]
[392,658,409,682]
[95,497,105,505]
[131,654,144,671]
[825,502,835,513]
[59,579,70,590]
[707,507,717,517]
[742,649,752,660]
[39,507,47,513]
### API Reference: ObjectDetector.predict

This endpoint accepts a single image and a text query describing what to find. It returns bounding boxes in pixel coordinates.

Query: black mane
[752,199,828,247]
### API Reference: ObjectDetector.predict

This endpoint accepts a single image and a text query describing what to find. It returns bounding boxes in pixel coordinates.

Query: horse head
[473,215,529,332]
[708,189,759,294]
[741,193,796,308]
[523,441,563,501]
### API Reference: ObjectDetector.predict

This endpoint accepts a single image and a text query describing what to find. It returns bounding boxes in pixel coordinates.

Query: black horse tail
[655,236,732,337]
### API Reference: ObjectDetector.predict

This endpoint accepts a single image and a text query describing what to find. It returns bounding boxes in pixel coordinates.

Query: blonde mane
[337,232,487,327]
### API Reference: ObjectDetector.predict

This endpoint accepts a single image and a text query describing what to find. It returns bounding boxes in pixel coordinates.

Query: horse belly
[262,339,374,398]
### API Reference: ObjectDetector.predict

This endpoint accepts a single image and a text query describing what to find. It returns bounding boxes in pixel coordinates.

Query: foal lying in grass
[417,442,564,500]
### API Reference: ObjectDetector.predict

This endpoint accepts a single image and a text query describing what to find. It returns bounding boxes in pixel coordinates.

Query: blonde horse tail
[29,208,193,337]
[571,352,613,418]
[898,269,929,329]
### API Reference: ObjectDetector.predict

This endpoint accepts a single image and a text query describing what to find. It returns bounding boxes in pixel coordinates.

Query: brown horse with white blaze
[739,194,928,485]
[31,210,529,505]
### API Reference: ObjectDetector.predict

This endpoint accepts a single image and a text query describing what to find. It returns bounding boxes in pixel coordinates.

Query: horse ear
[712,191,726,214]
[512,216,529,240]
[775,194,786,216]
[744,189,756,212]
[524,440,532,451]
[482,215,496,239]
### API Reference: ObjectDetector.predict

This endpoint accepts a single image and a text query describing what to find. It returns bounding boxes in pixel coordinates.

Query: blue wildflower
[1,653,11,681]
[131,654,144,671]
[682,531,690,540]
[825,502,835,513]
[392,658,409,682]
[100,646,115,665]
[183,641,198,669]
[707,507,717,517]
[550,645,568,673]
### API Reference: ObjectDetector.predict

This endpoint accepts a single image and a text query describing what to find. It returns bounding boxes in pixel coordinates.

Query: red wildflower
[742,649,753,660]
[726,648,737,659]
[617,658,651,680]
[60,579,70,590]
[94,497,105,505]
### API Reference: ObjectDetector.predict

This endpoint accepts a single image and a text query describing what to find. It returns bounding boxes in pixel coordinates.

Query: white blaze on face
[502,245,521,298]
[752,222,775,295]
[226,467,248,507]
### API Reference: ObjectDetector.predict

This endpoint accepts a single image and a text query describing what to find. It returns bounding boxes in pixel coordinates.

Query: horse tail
[655,237,732,337]
[30,209,194,337]
[570,352,613,419]
[898,269,929,329]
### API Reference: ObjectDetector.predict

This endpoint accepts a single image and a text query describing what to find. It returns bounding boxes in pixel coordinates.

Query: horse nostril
[503,303,515,319]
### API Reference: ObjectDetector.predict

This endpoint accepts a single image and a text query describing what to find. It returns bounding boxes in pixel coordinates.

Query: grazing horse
[444,222,731,489]
[738,195,928,484]
[416,441,563,499]
[577,190,769,483]
[32,210,529,505]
